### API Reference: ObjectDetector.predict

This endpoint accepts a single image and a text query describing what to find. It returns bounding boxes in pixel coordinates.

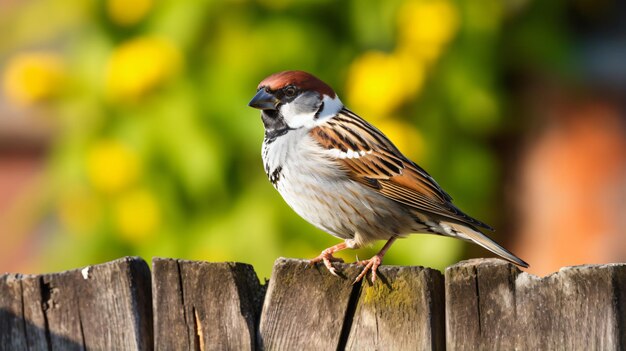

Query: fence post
[345,265,445,350]
[258,258,445,350]
[0,256,152,350]
[445,258,626,350]
[258,258,362,350]
[152,258,264,351]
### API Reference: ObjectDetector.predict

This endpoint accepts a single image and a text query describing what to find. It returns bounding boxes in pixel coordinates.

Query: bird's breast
[261,130,415,244]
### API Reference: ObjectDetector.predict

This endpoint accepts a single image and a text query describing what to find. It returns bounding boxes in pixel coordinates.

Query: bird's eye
[284,87,297,97]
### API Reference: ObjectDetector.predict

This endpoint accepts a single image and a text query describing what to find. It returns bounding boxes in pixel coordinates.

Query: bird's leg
[354,237,397,283]
[308,242,348,276]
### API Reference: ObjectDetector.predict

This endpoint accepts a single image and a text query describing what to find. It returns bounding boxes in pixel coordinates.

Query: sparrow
[249,70,528,283]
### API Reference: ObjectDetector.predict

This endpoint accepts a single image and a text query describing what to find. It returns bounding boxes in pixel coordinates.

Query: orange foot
[308,242,347,276]
[354,255,382,283]
[353,236,398,284]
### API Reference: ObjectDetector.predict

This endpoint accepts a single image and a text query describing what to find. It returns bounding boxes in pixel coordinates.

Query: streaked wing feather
[310,108,493,230]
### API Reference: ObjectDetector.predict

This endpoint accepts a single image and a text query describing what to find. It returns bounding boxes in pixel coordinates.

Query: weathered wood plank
[5,255,626,350]
[258,258,363,350]
[0,256,152,350]
[152,258,263,351]
[446,258,626,351]
[0,273,28,349]
[346,265,445,351]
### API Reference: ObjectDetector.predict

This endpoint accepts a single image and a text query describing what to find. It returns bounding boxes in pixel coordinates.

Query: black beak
[248,89,279,110]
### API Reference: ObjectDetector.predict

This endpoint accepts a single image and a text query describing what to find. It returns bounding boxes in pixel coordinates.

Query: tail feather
[443,221,529,268]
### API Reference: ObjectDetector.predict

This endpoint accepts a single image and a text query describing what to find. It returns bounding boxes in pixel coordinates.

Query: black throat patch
[261,110,294,144]
[264,127,293,144]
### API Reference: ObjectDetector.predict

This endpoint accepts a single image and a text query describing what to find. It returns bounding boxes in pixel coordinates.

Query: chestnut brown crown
[257,70,336,98]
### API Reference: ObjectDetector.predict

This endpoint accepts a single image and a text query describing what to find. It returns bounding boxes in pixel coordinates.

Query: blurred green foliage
[1,0,569,278]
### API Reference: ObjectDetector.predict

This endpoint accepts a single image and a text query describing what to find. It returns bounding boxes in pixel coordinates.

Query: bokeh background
[1,0,625,279]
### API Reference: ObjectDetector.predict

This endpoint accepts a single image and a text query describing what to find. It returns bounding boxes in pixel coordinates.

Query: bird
[248,70,529,283]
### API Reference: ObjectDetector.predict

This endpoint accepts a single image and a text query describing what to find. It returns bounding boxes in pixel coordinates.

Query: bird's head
[248,71,343,133]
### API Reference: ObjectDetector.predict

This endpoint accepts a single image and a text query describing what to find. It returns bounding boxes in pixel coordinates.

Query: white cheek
[281,101,317,129]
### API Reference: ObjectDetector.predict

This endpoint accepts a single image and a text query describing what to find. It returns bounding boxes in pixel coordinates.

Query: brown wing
[310,108,493,230]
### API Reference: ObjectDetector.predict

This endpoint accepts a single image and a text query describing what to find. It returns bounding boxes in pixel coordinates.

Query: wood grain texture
[0,256,152,350]
[152,258,264,351]
[446,258,626,351]
[258,258,363,350]
[345,265,445,351]
[0,273,29,349]
[4,256,626,350]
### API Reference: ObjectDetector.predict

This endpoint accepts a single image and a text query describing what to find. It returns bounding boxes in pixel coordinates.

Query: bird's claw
[308,251,344,276]
[353,255,382,284]
[327,266,338,276]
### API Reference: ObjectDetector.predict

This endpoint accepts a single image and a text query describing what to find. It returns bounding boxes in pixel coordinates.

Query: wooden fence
[1,256,625,350]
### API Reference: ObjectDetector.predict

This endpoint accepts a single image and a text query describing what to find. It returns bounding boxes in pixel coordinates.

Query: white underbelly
[276,162,416,246]
[262,131,420,247]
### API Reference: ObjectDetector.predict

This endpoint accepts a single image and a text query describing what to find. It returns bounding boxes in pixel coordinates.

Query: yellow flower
[397,0,459,62]
[113,188,160,243]
[57,187,102,237]
[2,52,64,106]
[86,140,140,194]
[106,37,182,101]
[107,0,153,26]
[375,119,425,160]
[346,51,425,117]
